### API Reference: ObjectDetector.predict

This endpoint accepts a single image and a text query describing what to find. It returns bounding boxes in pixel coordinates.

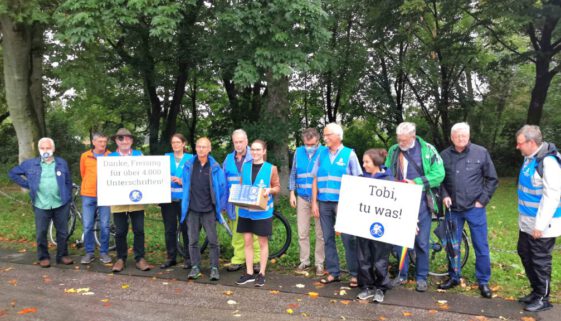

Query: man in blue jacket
[9,137,74,268]
[181,137,227,281]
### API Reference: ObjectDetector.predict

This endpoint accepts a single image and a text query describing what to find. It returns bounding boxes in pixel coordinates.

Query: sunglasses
[116,135,131,142]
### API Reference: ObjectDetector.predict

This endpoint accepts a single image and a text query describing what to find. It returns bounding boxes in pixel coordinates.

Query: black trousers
[356,237,392,291]
[114,210,145,262]
[161,202,189,262]
[517,230,556,298]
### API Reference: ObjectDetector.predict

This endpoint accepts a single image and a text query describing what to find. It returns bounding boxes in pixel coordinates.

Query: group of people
[7,122,560,312]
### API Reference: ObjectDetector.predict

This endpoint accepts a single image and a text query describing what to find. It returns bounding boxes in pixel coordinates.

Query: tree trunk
[0,16,45,162]
[264,72,290,196]
[527,57,554,125]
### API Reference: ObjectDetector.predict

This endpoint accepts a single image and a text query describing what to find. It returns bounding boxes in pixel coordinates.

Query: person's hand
[312,202,319,218]
[405,179,416,185]
[475,201,484,208]
[171,176,182,185]
[443,197,452,208]
[263,188,270,197]
[289,192,297,208]
[532,229,543,239]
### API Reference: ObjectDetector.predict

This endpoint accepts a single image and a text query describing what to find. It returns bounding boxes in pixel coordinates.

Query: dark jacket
[8,157,73,206]
[180,155,227,224]
[440,143,498,212]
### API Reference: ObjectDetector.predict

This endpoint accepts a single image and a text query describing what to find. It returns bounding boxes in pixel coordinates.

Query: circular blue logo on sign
[370,222,384,238]
[129,190,143,202]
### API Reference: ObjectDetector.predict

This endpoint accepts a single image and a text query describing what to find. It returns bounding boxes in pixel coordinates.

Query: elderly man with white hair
[9,137,74,268]
[439,122,498,298]
[311,123,362,287]
[385,122,444,292]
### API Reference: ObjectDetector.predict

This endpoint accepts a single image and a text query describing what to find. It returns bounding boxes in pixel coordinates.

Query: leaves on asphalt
[339,300,350,305]
[308,292,319,299]
[402,311,412,317]
[8,279,16,286]
[520,317,536,321]
[227,300,237,305]
[286,308,294,314]
[223,290,234,296]
[121,283,129,289]
[17,307,37,315]
[295,283,305,288]
[269,290,280,294]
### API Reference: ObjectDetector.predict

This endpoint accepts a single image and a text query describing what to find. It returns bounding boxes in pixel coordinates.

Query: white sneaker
[373,289,384,303]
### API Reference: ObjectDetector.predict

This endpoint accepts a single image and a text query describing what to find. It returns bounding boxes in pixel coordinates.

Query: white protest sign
[334,174,422,248]
[97,156,171,206]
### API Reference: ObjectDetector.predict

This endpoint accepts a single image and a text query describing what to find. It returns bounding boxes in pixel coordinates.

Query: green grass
[0,177,559,302]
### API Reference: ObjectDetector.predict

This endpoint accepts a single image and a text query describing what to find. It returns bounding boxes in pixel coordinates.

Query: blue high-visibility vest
[238,161,274,220]
[518,157,561,218]
[316,147,352,202]
[166,152,193,201]
[295,145,325,199]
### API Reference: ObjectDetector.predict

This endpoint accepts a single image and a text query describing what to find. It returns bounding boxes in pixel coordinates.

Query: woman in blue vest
[160,133,193,269]
[235,140,281,287]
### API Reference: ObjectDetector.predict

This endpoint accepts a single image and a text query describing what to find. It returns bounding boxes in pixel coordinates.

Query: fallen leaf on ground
[439,304,449,310]
[296,284,305,288]
[436,289,446,293]
[339,290,347,296]
[340,300,350,305]
[520,317,536,321]
[505,296,515,301]
[10,300,16,307]
[223,291,234,296]
[121,284,129,289]
[103,303,111,308]
[308,292,319,299]
[491,285,500,291]
[17,308,37,315]
[301,312,309,317]
[340,316,346,320]
[18,249,27,253]
[286,309,294,315]
[64,288,76,293]
[81,292,95,296]
[340,286,351,290]
[437,300,447,305]
[8,279,17,286]
[288,303,300,309]
[473,316,488,321]
[402,311,412,317]
[269,290,280,294]
[76,288,90,293]
[2,267,14,272]
[227,300,237,305]
[100,299,109,303]
[162,282,169,285]
[428,310,438,314]
[378,317,387,321]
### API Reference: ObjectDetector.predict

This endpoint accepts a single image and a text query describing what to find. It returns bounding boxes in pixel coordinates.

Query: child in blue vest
[235,140,281,287]
[356,149,394,303]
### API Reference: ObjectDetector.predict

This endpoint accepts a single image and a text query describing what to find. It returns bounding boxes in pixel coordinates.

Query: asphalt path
[0,249,557,321]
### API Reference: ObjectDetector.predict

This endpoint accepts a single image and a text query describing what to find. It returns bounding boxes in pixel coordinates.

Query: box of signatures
[228,184,268,210]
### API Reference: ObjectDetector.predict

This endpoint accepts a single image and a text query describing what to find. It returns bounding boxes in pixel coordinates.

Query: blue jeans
[397,206,431,281]
[33,203,70,261]
[82,196,111,255]
[450,207,491,284]
[319,201,357,278]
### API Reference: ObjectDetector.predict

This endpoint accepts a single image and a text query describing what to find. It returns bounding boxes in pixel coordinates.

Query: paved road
[0,249,556,320]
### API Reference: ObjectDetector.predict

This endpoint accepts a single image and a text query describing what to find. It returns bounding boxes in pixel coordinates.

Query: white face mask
[41,150,54,159]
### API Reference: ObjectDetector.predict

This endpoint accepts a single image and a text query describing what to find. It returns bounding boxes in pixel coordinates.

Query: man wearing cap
[108,128,150,272]
[9,137,74,268]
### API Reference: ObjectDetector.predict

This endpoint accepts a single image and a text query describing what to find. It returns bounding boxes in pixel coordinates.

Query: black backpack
[535,143,561,178]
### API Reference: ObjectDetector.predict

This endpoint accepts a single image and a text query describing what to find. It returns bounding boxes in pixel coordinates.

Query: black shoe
[227,264,243,272]
[160,260,177,269]
[254,273,265,287]
[525,298,553,312]
[236,273,255,285]
[438,278,460,290]
[479,284,492,298]
[518,292,538,304]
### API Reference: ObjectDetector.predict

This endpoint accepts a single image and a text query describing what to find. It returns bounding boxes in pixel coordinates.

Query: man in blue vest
[311,123,362,287]
[223,129,260,272]
[385,122,444,292]
[516,125,561,312]
[289,128,326,276]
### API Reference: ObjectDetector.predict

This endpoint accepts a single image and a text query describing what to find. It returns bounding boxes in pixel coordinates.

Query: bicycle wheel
[268,211,292,259]
[428,217,470,277]
[93,212,117,251]
[177,223,207,258]
[48,203,77,246]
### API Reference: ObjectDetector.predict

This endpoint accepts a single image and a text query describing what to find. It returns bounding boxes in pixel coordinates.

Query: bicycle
[393,214,470,277]
[176,210,292,259]
[48,183,116,251]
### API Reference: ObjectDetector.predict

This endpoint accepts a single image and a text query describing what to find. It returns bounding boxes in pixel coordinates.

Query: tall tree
[0,0,48,162]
